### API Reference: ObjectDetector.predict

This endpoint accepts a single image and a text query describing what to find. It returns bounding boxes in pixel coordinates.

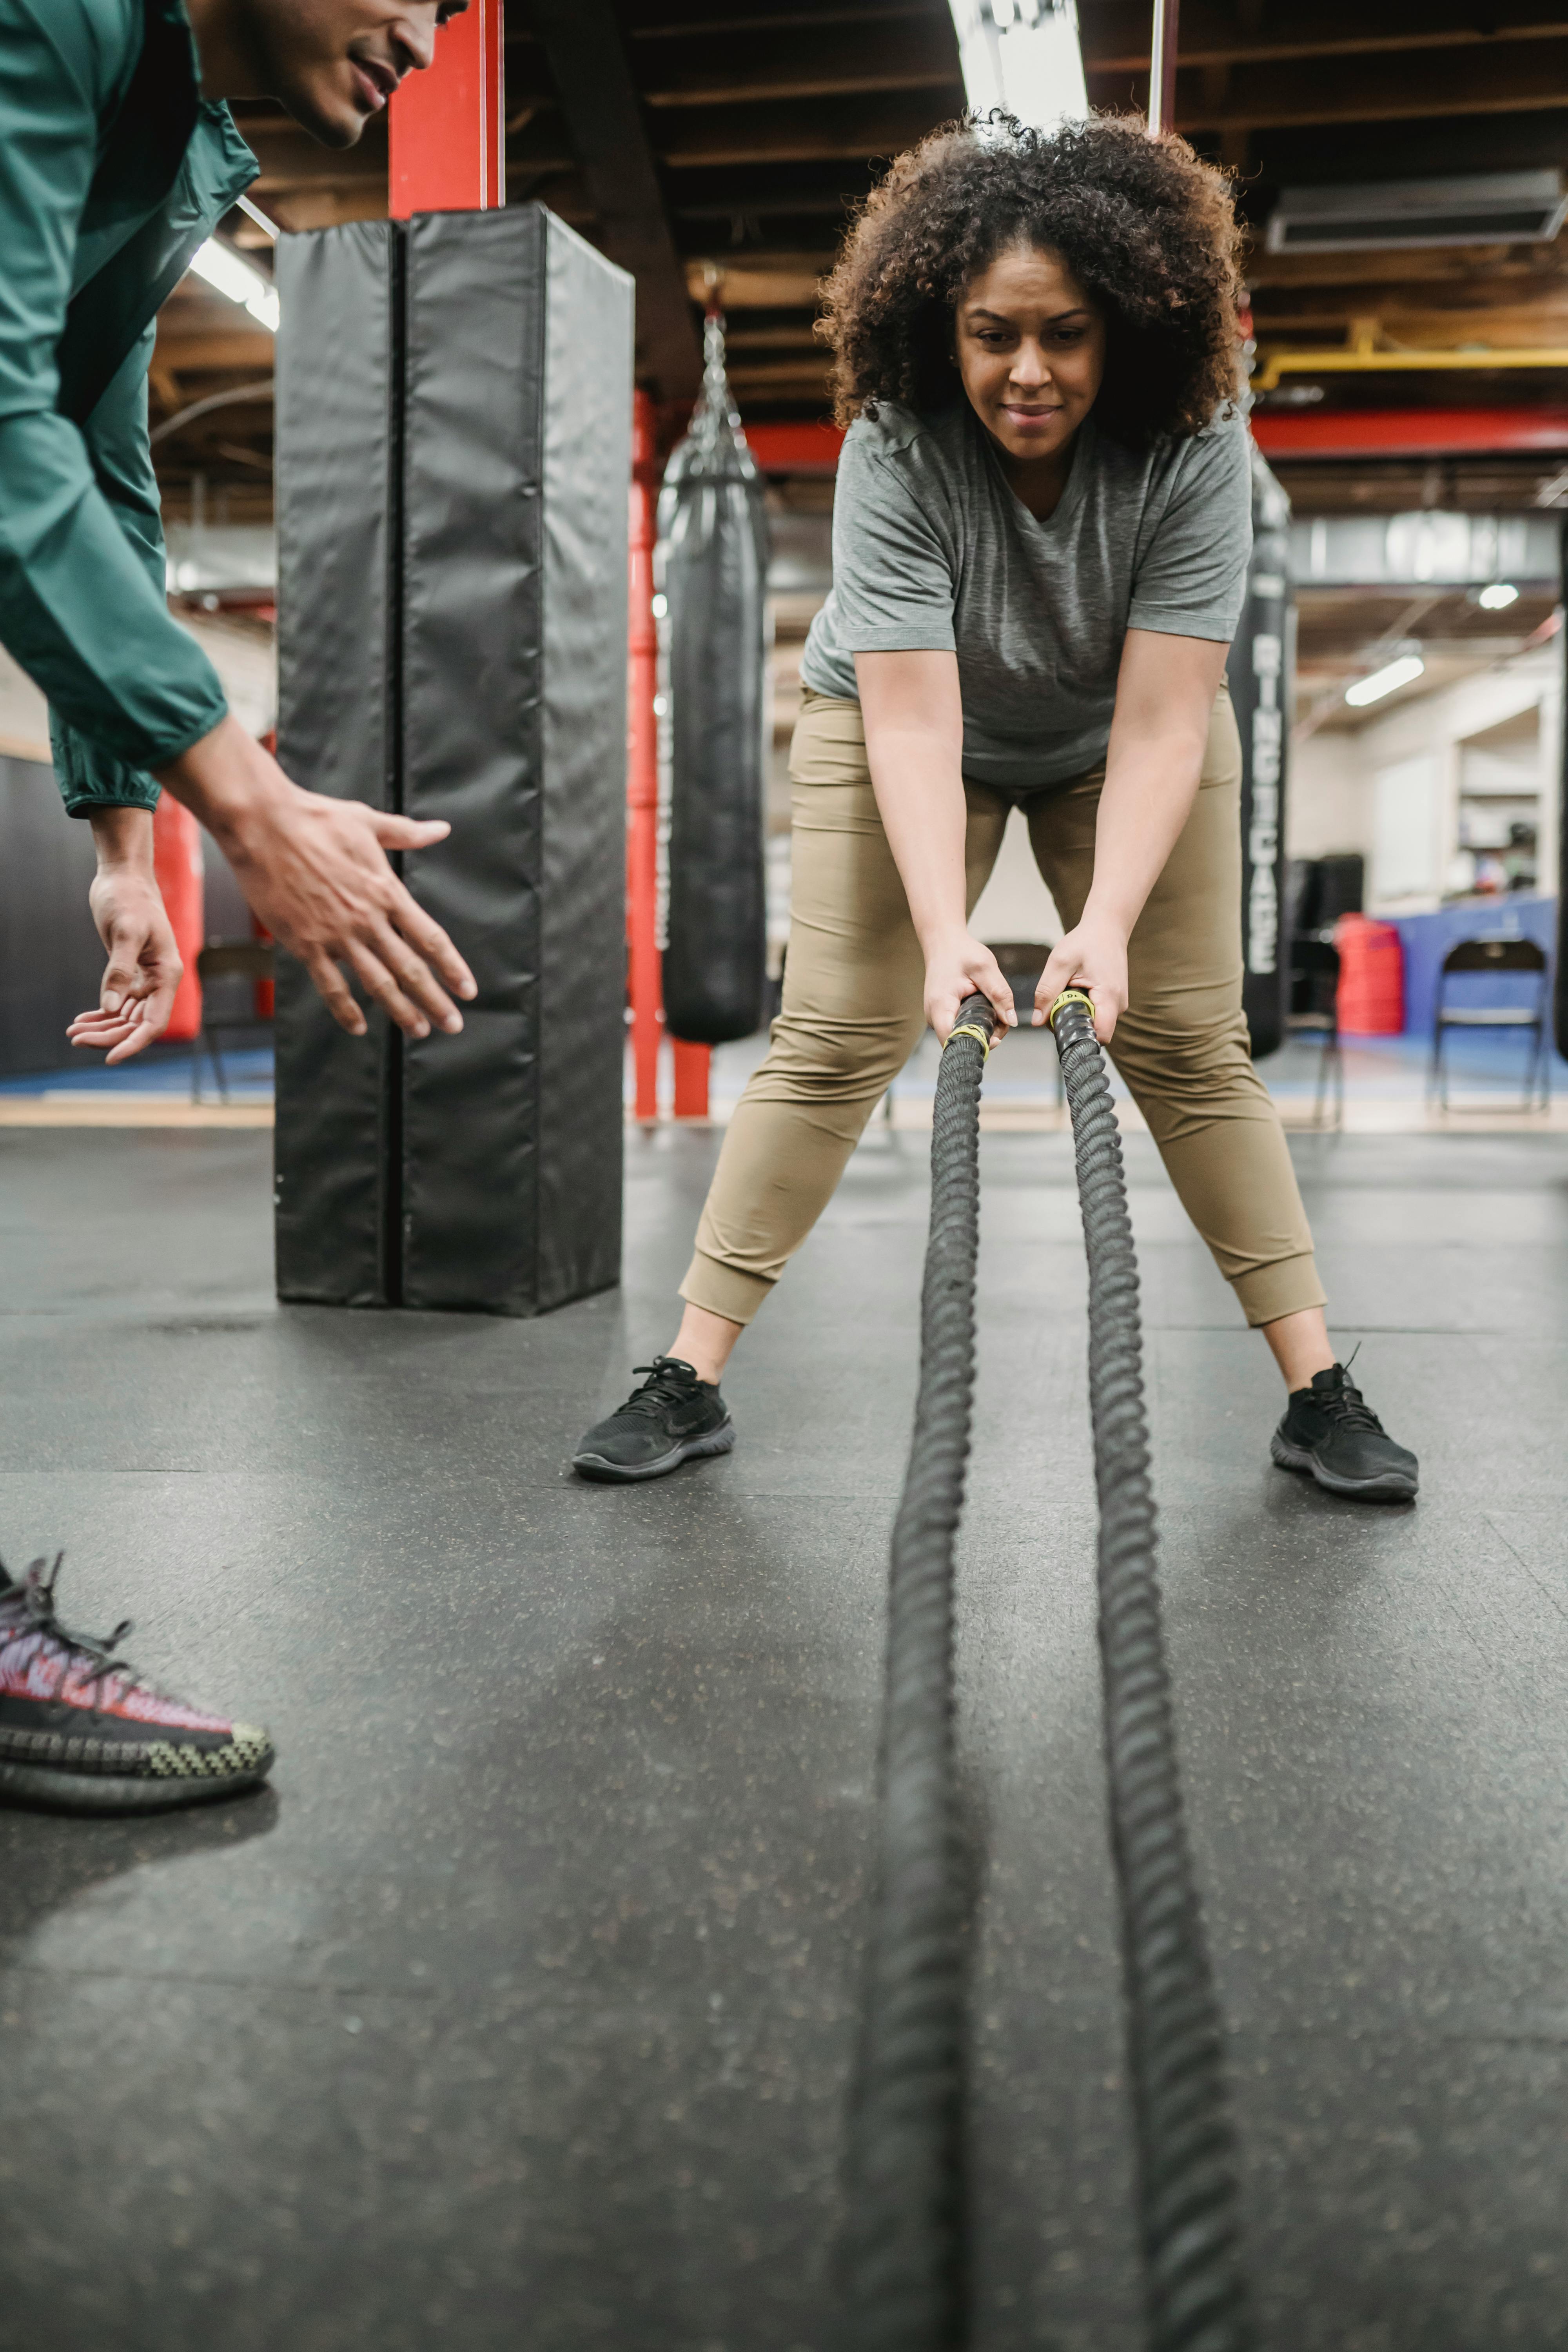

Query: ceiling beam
[655,91,949,168]
[683,257,831,307]
[1082,0,1568,71]
[1246,247,1568,290]
[623,1,943,35]
[523,0,702,401]
[1118,36,1568,131]
[639,19,959,107]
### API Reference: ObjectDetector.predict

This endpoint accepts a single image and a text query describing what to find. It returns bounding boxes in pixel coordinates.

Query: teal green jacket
[0,0,257,814]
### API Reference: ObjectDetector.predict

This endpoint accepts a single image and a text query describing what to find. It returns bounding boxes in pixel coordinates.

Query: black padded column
[274,206,632,1314]
[274,221,401,1306]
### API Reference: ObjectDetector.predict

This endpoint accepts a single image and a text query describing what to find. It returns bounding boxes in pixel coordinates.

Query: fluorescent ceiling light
[189,238,280,333]
[1477,581,1519,610]
[1345,654,1425,708]
[948,0,1088,131]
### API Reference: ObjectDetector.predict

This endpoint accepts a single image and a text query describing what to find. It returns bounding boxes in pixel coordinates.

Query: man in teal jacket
[0,0,472,1813]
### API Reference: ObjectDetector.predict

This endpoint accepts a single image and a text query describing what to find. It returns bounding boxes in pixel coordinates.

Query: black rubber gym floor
[1,1120,1565,2351]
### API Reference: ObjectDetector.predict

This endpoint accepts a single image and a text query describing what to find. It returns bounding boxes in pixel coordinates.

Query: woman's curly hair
[819,114,1243,447]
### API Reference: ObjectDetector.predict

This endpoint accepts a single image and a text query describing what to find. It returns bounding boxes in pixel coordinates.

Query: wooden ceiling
[155,0,1568,520]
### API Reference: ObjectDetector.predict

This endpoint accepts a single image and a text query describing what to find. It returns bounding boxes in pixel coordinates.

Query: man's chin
[276,78,369,152]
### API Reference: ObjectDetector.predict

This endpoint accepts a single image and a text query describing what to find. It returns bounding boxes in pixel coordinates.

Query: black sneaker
[0,1555,275,1814]
[572,1357,736,1483]
[1270,1361,1418,1503]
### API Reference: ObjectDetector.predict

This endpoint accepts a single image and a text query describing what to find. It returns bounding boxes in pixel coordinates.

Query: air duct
[1266,171,1568,255]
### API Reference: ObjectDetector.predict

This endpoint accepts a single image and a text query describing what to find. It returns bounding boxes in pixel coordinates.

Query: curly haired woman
[575,114,1418,1504]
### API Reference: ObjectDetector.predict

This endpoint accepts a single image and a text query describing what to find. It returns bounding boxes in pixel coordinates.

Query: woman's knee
[1112,1000,1254,1098]
[747,1008,925,1107]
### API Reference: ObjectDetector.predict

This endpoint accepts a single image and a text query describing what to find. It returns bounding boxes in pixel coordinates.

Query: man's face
[243,0,468,149]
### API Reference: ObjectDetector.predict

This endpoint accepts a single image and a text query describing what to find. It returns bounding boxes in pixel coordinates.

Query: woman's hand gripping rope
[923,933,1018,1049]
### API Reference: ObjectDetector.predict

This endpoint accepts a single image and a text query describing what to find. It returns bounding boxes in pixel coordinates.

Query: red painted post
[152,793,205,1043]
[388,0,505,217]
[628,391,663,1120]
[671,1038,710,1118]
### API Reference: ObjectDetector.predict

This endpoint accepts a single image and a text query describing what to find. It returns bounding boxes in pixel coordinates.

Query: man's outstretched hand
[68,808,185,1063]
[158,715,476,1040]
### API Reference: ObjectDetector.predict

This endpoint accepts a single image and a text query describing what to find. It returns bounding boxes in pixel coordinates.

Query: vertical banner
[1227,443,1292,1058]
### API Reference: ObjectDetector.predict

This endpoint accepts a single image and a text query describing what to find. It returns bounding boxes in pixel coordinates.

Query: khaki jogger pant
[681,686,1323,1331]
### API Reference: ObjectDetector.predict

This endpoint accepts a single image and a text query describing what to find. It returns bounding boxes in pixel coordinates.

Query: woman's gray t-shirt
[800,399,1252,792]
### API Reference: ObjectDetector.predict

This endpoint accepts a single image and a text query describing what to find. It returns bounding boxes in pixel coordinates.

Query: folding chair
[1428,935,1550,1112]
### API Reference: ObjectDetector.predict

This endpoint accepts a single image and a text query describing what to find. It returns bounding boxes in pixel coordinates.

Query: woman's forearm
[1085,629,1231,936]
[1083,729,1208,936]
[855,650,969,949]
[853,647,1015,1040]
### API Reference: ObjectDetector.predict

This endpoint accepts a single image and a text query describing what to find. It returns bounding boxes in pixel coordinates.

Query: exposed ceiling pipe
[149,381,275,449]
[1147,0,1179,135]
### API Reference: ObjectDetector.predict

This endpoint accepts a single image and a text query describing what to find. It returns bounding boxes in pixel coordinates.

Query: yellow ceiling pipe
[1254,345,1568,391]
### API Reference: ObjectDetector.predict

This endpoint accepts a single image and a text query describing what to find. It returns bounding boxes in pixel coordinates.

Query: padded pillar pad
[274,207,632,1314]
[274,222,398,1306]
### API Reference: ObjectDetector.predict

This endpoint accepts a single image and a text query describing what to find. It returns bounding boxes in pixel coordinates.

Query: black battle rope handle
[1049,987,1253,2352]
[844,989,996,2352]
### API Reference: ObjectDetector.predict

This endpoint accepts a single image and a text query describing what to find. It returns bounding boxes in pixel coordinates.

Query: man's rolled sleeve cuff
[51,696,227,818]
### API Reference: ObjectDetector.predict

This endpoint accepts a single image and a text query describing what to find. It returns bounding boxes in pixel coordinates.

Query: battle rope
[845,987,1252,2352]
[1051,989,1252,2352]
[843,992,993,2352]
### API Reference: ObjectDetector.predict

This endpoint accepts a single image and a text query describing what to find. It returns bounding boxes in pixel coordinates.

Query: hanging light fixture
[947,0,1088,130]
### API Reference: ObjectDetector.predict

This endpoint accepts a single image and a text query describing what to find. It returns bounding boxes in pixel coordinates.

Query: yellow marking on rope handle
[947,1022,993,1058]
[1049,988,1096,1029]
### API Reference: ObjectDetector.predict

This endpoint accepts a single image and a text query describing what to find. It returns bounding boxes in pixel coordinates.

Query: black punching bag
[659,313,771,1044]
[1226,441,1293,1059]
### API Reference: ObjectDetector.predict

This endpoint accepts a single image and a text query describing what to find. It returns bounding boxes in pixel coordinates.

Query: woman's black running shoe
[1270,1361,1418,1503]
[572,1357,735,1483]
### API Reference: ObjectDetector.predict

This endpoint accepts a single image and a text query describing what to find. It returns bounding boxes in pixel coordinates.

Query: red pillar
[671,1037,710,1118]
[628,392,663,1121]
[388,0,505,216]
[152,793,204,1043]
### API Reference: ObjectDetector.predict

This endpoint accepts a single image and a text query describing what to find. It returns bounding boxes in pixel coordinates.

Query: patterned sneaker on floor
[0,1555,274,1814]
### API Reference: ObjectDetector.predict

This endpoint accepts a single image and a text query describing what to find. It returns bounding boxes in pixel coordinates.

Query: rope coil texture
[844,991,993,2352]
[846,986,1252,2352]
[1052,993,1253,2352]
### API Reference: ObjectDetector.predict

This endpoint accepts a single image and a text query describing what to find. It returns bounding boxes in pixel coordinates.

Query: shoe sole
[572,1421,737,1484]
[0,1757,274,1816]
[1270,1431,1417,1503]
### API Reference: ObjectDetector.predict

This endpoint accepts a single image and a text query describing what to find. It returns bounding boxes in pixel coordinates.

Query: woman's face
[954,243,1106,467]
